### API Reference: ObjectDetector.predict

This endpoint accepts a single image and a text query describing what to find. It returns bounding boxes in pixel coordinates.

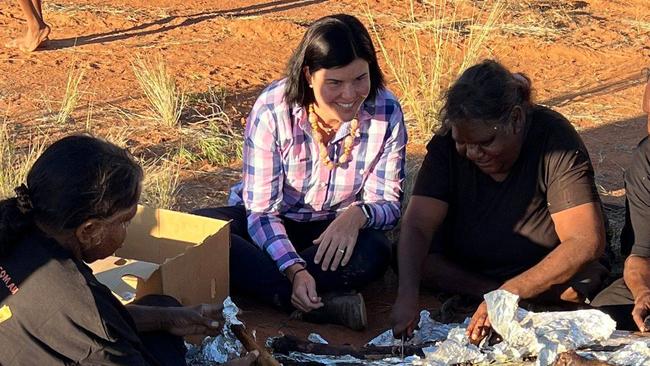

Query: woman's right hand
[286,264,324,312]
[391,295,419,339]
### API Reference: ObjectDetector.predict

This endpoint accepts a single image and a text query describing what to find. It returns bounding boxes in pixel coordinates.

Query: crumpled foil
[268,290,650,365]
[274,352,416,365]
[484,289,616,366]
[606,341,650,365]
[411,327,486,365]
[186,297,244,365]
[273,311,463,365]
[308,333,329,344]
[367,310,460,347]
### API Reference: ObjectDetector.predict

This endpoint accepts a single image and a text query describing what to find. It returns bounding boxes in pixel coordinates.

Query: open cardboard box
[90,205,230,307]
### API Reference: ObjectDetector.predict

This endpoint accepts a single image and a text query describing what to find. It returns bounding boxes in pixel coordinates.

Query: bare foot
[14,24,51,52]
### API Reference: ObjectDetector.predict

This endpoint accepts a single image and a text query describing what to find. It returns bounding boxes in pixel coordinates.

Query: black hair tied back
[14,184,33,215]
[440,59,533,132]
[0,194,34,257]
[0,135,143,257]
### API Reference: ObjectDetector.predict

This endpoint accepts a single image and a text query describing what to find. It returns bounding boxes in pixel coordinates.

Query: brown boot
[292,293,367,331]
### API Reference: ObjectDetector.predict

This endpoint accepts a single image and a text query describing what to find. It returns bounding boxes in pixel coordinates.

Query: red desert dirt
[1,0,649,347]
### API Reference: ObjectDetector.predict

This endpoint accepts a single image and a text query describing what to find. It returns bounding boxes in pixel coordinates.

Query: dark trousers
[193,205,391,310]
[133,295,187,366]
[591,278,638,331]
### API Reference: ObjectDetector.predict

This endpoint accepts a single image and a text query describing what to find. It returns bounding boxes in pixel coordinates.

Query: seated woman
[391,60,608,343]
[0,135,257,366]
[591,88,650,332]
[194,14,407,331]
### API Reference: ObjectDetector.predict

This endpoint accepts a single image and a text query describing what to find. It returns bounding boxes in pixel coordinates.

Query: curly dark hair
[440,59,532,132]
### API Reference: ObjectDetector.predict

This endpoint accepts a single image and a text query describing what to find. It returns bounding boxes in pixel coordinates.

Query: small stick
[230,324,280,366]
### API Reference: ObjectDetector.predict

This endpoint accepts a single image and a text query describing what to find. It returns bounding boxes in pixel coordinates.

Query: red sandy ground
[1,0,649,349]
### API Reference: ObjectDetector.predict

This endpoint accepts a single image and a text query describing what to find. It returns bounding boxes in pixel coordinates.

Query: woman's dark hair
[440,59,532,132]
[284,14,385,106]
[0,135,143,256]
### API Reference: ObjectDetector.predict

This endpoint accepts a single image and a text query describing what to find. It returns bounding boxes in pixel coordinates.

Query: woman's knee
[355,229,391,260]
[343,229,391,276]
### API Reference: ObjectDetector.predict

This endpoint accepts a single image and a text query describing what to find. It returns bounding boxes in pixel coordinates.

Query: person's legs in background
[8,0,50,52]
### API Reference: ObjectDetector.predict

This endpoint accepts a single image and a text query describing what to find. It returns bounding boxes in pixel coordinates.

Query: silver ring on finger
[338,248,345,254]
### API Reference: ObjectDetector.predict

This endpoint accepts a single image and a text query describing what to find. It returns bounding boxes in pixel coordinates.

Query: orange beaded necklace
[308,104,359,170]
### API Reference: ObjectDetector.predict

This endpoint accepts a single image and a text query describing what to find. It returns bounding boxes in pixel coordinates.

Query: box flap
[94,206,230,306]
[90,256,160,302]
[117,206,229,264]
[160,223,230,305]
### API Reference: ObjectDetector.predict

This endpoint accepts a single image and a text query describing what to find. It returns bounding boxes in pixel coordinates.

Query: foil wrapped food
[367,310,461,347]
[186,297,244,365]
[270,290,650,365]
[484,289,616,366]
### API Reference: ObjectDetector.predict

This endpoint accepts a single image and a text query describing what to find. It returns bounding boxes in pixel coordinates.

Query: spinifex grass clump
[56,64,85,124]
[132,55,185,127]
[0,123,47,199]
[140,157,180,210]
[186,86,243,166]
[367,0,505,136]
[199,125,243,166]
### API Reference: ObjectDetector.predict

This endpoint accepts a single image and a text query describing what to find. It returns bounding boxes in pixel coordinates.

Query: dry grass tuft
[0,122,48,199]
[366,0,506,137]
[139,157,181,210]
[132,55,186,128]
[101,127,132,149]
[185,87,243,166]
[56,64,85,124]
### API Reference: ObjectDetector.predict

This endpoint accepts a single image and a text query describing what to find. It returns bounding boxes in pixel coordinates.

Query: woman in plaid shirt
[195,14,407,330]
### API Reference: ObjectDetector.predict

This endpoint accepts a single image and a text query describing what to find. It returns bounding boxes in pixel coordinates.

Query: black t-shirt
[0,231,159,365]
[412,105,601,281]
[624,136,650,258]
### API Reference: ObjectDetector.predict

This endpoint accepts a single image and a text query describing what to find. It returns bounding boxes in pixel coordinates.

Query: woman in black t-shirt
[0,135,257,366]
[391,60,608,345]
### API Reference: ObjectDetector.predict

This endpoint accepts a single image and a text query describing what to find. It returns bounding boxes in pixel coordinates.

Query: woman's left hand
[163,303,224,337]
[313,205,367,271]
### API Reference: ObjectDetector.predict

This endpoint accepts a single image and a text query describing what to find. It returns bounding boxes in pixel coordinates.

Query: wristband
[360,203,372,227]
[291,268,307,283]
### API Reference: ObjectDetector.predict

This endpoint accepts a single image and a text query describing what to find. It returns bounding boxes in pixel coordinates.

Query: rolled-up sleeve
[243,105,305,272]
[357,102,407,229]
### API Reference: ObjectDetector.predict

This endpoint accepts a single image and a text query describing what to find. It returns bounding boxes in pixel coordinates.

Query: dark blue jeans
[193,205,391,310]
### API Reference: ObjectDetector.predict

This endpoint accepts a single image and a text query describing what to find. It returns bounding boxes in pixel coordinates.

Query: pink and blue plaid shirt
[229,79,407,271]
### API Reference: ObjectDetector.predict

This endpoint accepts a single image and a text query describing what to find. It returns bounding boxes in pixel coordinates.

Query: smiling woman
[392,60,609,343]
[193,14,407,331]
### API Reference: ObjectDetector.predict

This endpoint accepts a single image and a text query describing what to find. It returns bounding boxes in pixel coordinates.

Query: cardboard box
[90,205,230,306]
